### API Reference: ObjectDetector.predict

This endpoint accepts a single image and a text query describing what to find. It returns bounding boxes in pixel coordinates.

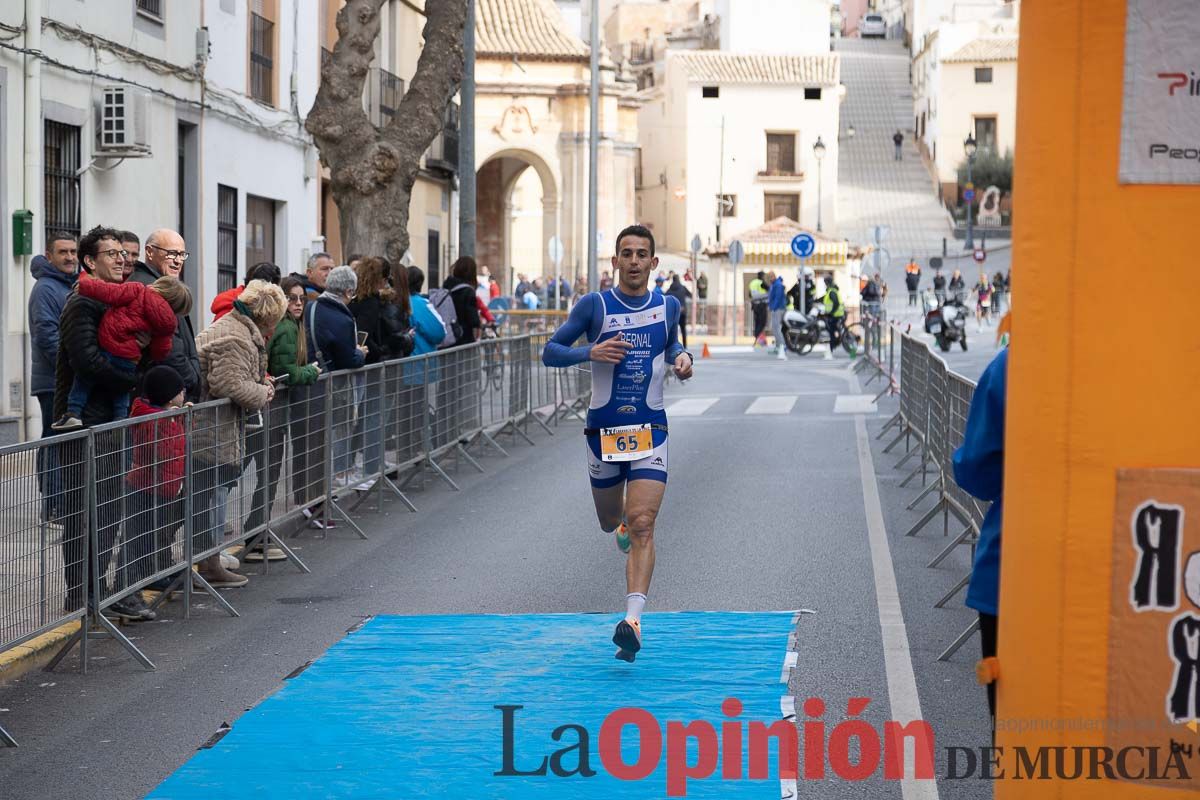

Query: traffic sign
[973,249,986,263]
[964,189,976,202]
[929,256,943,269]
[728,239,745,267]
[690,234,702,254]
[547,235,564,268]
[790,233,816,259]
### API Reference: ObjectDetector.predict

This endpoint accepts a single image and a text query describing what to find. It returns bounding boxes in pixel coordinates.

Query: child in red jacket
[116,365,188,621]
[53,274,191,430]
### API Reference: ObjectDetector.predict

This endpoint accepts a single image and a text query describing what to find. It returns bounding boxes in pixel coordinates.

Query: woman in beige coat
[191,280,286,587]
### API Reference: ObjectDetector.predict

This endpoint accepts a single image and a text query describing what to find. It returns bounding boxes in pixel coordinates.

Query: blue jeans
[67,353,135,419]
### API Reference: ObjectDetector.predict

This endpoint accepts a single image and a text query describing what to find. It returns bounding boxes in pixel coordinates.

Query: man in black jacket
[129,228,201,401]
[55,226,154,621]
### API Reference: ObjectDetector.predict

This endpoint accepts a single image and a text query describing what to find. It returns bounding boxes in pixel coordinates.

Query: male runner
[542,225,693,662]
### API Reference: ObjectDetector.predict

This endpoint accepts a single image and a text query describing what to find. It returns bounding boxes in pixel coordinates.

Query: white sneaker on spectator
[355,477,377,492]
[220,551,240,570]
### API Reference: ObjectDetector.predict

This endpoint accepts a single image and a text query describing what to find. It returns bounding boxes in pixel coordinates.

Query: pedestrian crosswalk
[744,396,798,415]
[663,393,875,418]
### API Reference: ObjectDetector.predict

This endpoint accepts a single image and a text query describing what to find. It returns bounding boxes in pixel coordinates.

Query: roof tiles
[671,51,841,87]
[943,38,1018,63]
[477,0,590,60]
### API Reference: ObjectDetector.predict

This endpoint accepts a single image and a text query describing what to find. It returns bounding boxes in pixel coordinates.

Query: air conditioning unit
[95,85,152,156]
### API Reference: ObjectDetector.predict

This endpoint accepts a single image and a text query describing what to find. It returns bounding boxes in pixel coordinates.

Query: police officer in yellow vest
[822,275,845,352]
[748,271,769,346]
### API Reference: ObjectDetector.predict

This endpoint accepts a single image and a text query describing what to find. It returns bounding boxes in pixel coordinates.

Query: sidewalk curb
[0,621,80,686]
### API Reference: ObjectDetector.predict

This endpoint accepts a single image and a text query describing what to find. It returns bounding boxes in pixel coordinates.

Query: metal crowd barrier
[879,330,991,662]
[0,332,589,746]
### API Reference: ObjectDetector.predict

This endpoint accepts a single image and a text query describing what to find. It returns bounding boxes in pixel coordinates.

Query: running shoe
[613,618,642,662]
[614,522,631,554]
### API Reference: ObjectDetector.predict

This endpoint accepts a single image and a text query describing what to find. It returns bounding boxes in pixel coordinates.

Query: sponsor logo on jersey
[616,405,637,414]
[650,457,665,467]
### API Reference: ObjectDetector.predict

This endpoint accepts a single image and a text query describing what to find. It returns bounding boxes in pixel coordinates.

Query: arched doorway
[476,148,560,295]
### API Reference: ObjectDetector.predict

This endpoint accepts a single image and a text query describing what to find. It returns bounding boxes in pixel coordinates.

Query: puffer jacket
[125,397,186,498]
[28,255,76,396]
[128,261,200,400]
[193,310,271,467]
[76,273,178,362]
[53,292,139,425]
[267,316,319,386]
[306,293,366,372]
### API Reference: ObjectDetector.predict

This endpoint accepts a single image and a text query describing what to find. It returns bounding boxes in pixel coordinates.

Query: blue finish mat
[150,612,797,799]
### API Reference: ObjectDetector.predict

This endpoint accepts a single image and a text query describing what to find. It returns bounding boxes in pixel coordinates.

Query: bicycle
[480,323,504,392]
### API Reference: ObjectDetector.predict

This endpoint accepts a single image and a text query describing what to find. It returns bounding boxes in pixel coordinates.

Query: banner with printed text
[1119,0,1200,184]
[1109,469,1200,788]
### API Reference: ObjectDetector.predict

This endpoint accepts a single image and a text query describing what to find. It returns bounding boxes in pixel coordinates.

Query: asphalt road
[0,351,992,799]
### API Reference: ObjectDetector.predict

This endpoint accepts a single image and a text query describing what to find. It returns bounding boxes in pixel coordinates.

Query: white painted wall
[715,0,832,54]
[935,57,1016,180]
[201,0,322,321]
[0,0,203,439]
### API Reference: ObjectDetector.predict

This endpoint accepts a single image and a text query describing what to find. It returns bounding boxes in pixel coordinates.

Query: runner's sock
[625,592,647,622]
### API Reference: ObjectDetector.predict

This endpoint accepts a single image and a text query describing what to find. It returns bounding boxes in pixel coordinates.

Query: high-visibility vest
[823,286,845,318]
[748,279,767,302]
[905,262,920,275]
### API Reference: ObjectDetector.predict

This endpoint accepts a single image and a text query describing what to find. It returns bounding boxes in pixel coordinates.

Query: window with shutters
[764,193,800,223]
[44,121,81,238]
[217,185,238,293]
[765,133,797,175]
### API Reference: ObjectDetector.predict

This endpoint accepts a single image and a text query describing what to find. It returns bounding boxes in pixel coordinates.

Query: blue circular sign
[790,233,816,259]
[964,189,976,202]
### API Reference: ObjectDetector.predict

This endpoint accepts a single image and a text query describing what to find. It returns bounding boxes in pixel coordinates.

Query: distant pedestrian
[599,270,613,291]
[665,274,692,349]
[905,259,921,306]
[933,269,947,305]
[749,270,769,346]
[949,269,966,303]
[767,271,787,360]
[991,271,1007,314]
[893,130,903,161]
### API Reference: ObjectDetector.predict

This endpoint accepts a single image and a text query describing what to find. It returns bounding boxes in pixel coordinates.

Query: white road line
[666,397,720,416]
[745,396,798,415]
[853,410,940,800]
[835,394,879,414]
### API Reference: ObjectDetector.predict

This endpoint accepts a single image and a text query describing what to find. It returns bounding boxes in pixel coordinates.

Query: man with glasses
[130,228,200,401]
[54,226,154,620]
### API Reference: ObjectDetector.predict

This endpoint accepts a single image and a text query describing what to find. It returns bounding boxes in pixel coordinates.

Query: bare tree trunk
[306,0,466,264]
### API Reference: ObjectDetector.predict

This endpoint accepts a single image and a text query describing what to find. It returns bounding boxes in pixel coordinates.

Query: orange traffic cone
[701,343,711,358]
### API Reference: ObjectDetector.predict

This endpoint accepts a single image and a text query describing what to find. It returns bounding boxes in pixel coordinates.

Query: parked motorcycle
[783,309,862,356]
[925,297,968,352]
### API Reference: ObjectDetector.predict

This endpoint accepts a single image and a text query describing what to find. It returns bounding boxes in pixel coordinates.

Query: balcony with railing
[628,41,655,66]
[367,67,405,128]
[424,102,460,175]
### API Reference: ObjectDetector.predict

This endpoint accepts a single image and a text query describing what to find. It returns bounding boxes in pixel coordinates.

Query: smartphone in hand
[357,331,369,347]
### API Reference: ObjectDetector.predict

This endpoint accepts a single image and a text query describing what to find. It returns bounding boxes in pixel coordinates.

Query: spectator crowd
[27,225,485,623]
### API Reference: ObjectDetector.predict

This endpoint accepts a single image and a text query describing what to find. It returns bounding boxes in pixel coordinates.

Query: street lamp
[963,134,977,250]
[812,136,826,233]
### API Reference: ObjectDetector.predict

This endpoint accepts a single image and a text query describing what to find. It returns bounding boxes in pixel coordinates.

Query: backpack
[427,288,461,348]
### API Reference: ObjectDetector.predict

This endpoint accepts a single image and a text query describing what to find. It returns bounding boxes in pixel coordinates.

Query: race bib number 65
[599,424,653,462]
